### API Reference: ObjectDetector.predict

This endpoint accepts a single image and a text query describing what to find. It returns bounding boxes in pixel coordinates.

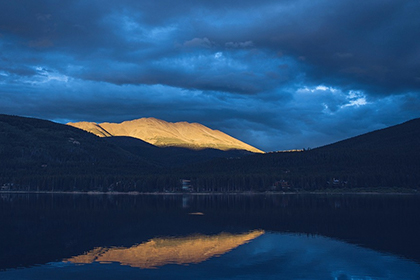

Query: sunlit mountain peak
[68,117,264,153]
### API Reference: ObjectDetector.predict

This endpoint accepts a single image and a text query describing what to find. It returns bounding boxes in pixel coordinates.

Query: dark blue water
[1,193,420,279]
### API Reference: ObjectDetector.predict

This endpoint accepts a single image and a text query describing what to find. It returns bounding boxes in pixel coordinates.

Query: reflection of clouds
[225,233,420,279]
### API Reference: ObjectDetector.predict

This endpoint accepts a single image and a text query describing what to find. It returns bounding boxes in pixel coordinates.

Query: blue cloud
[0,0,419,151]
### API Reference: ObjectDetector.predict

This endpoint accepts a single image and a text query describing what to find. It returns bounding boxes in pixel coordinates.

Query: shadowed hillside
[0,114,159,191]
[1,114,419,192]
[181,118,420,191]
[0,115,140,164]
[0,115,255,192]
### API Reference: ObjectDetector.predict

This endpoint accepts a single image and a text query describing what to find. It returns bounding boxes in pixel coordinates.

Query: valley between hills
[0,114,419,193]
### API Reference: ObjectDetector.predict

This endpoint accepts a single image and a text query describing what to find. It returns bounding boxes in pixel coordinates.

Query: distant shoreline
[0,190,418,196]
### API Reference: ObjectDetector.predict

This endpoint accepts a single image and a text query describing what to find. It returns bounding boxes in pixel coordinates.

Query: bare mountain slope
[68,118,263,153]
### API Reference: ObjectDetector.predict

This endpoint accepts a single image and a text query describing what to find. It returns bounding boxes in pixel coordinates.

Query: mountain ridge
[67,117,264,153]
[1,114,419,192]
[318,118,420,153]
[184,118,420,190]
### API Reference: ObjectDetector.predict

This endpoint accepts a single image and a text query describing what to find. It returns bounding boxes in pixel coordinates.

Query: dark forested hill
[1,114,419,192]
[319,118,420,154]
[0,114,143,165]
[180,119,420,191]
[0,114,160,191]
[0,114,255,192]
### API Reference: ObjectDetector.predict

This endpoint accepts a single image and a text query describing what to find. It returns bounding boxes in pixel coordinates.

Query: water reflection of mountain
[1,194,420,271]
[65,231,263,268]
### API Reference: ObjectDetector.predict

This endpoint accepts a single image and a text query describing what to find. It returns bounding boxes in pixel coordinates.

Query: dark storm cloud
[1,0,304,93]
[0,0,419,151]
[72,49,297,94]
[193,0,420,95]
[2,0,418,94]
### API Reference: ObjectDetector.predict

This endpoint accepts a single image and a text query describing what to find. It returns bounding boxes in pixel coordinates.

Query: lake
[1,193,420,279]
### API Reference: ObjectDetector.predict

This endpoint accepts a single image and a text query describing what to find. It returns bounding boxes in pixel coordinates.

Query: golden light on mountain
[65,230,264,269]
[67,118,264,153]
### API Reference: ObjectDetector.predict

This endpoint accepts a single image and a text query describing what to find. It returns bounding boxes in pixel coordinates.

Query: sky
[1,0,419,151]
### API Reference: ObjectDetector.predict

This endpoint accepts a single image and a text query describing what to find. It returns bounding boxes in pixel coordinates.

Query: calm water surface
[1,193,420,279]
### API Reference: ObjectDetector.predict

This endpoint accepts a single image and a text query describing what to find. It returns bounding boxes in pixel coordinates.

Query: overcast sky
[1,0,419,151]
